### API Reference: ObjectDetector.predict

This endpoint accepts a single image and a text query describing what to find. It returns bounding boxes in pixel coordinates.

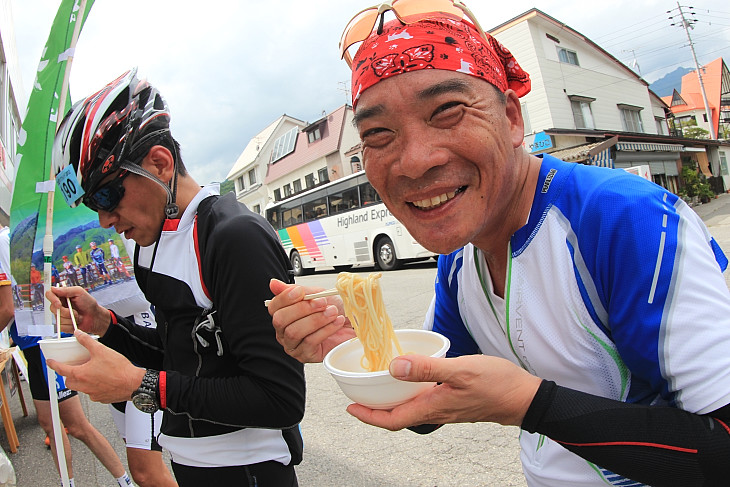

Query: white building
[493,9,669,144]
[491,8,730,195]
[0,0,25,225]
[226,114,306,215]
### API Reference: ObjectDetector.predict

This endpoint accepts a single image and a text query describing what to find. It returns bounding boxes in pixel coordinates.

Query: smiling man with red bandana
[268,4,730,486]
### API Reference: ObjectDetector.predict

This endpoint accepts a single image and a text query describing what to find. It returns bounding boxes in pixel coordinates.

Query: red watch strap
[159,371,167,409]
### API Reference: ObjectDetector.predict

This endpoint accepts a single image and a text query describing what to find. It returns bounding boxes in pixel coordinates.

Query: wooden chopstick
[60,281,79,331]
[264,288,338,307]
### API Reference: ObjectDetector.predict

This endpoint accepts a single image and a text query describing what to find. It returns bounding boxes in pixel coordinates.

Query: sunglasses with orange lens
[339,0,487,67]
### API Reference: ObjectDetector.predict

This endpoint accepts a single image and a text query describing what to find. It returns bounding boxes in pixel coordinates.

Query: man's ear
[142,146,175,182]
[504,90,525,149]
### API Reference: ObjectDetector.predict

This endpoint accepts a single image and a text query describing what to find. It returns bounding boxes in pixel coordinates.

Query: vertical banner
[10,1,145,340]
[10,0,97,337]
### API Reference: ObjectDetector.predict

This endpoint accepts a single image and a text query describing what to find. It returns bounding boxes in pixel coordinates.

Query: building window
[274,188,282,201]
[236,176,244,192]
[350,156,362,173]
[293,179,302,193]
[619,105,644,132]
[270,127,298,162]
[670,90,687,107]
[655,117,667,135]
[283,184,292,197]
[318,167,329,184]
[521,103,532,134]
[305,173,316,188]
[557,48,579,66]
[248,169,256,185]
[307,126,321,143]
[569,97,595,129]
[253,204,261,215]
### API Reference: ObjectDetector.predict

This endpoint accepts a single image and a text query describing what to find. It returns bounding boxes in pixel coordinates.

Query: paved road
[2,193,730,486]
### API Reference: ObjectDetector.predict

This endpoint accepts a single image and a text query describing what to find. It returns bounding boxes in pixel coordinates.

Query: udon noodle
[336,272,403,372]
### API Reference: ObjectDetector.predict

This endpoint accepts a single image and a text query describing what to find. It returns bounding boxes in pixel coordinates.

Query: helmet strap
[118,161,178,217]
[164,142,182,219]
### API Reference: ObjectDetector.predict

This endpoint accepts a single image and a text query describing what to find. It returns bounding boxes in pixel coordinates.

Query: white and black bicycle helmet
[53,68,180,217]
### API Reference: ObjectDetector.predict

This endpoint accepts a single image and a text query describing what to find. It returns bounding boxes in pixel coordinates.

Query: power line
[591,16,666,42]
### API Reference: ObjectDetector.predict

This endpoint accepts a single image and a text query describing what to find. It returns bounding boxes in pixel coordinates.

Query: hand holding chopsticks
[47,282,111,336]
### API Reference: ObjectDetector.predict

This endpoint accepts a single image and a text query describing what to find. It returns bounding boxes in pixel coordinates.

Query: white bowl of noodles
[323,329,450,410]
[39,335,97,366]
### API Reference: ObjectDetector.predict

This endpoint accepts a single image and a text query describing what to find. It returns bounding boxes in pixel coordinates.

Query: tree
[679,118,710,139]
[679,164,714,203]
[719,124,730,140]
[220,179,235,195]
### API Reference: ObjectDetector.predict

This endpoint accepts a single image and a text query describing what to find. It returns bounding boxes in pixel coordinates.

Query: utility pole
[338,81,352,105]
[622,49,641,76]
[670,2,716,139]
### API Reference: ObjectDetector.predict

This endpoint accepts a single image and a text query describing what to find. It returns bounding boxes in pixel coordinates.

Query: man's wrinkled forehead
[353,74,475,127]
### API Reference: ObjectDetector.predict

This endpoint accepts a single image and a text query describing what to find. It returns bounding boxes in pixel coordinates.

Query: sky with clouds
[10,0,730,186]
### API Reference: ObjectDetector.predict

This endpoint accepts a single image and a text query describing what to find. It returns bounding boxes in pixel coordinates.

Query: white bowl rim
[38,334,99,344]
[323,329,449,378]
[38,336,80,344]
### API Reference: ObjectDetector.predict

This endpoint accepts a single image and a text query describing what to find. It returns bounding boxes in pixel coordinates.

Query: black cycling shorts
[171,460,298,487]
[23,345,78,402]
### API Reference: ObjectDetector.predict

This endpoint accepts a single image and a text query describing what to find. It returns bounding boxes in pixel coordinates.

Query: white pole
[676,2,716,139]
[43,2,89,485]
[46,365,70,487]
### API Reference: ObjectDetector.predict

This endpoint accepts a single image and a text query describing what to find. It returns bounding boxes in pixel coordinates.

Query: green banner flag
[9,0,139,336]
[10,0,96,336]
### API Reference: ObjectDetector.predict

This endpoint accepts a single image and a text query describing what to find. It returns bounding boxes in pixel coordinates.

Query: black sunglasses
[83,169,130,212]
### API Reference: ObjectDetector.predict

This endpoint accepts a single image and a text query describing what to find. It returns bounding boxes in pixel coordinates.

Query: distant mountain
[649,67,693,97]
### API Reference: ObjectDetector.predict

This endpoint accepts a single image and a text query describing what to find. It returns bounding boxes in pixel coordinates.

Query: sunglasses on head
[339,0,487,67]
[82,169,130,212]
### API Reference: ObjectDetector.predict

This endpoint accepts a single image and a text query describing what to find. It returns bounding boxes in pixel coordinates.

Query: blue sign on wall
[529,131,553,153]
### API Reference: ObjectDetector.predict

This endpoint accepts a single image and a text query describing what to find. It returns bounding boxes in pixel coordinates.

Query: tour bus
[265,171,436,276]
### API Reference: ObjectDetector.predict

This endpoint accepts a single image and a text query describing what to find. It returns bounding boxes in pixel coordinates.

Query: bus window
[303,197,327,221]
[267,209,280,230]
[359,182,381,206]
[329,187,359,215]
[281,202,303,227]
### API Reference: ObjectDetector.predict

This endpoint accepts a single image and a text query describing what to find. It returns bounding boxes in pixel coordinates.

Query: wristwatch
[131,369,160,413]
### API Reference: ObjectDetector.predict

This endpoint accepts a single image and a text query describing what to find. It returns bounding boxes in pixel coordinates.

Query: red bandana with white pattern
[350,17,531,109]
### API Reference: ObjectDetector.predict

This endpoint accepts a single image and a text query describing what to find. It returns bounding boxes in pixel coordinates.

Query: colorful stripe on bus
[277,220,328,260]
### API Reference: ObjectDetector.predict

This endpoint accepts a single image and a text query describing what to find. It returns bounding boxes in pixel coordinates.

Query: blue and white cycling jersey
[90,247,105,265]
[425,154,730,487]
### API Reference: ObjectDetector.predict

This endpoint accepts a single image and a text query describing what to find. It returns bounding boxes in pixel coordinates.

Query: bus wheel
[375,237,401,271]
[290,251,304,276]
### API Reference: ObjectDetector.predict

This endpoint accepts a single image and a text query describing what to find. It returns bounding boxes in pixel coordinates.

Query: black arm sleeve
[99,311,165,370]
[521,380,730,487]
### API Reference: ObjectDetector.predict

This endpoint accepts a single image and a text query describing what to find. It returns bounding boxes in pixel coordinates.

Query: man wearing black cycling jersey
[46,69,304,486]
